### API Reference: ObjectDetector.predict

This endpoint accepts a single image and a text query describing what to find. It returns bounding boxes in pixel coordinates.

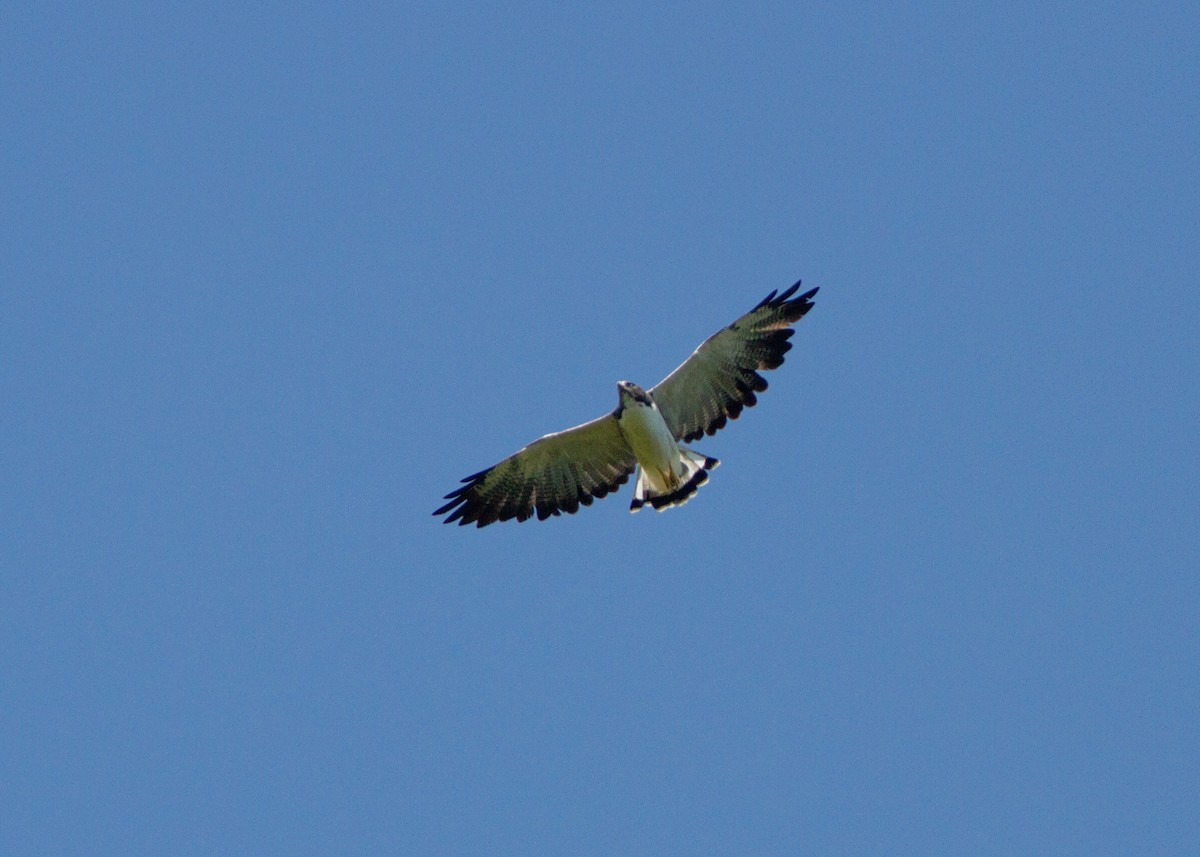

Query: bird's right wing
[650,281,818,442]
[434,413,636,527]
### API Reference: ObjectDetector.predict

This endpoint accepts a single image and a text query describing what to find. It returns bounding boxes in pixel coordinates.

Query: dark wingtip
[778,280,818,307]
[434,466,494,523]
[753,279,819,313]
[776,283,818,323]
[752,289,780,311]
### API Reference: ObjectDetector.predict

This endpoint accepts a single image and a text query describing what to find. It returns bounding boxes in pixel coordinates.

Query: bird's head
[616,380,651,406]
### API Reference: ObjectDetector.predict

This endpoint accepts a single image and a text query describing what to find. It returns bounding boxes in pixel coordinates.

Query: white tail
[629,448,720,513]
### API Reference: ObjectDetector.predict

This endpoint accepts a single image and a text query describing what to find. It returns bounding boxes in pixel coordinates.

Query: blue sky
[3,2,1198,854]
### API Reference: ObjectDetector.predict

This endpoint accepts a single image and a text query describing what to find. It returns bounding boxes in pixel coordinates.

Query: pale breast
[616,400,683,491]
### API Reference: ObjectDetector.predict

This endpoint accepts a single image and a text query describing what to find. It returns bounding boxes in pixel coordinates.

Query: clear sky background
[3,3,1198,855]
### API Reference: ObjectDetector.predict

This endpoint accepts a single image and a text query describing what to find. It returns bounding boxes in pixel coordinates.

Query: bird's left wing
[650,281,818,442]
[434,413,636,527]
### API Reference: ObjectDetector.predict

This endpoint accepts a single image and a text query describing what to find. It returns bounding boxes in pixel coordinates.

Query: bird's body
[615,380,719,512]
[434,280,819,527]
[616,383,680,491]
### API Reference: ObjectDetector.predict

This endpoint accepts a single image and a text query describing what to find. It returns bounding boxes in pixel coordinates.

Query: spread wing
[650,281,818,443]
[433,413,636,527]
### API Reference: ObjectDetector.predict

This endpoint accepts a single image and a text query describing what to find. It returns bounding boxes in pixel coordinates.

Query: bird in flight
[434,280,819,527]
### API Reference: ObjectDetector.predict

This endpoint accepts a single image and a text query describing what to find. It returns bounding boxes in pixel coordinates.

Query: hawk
[434,280,819,527]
